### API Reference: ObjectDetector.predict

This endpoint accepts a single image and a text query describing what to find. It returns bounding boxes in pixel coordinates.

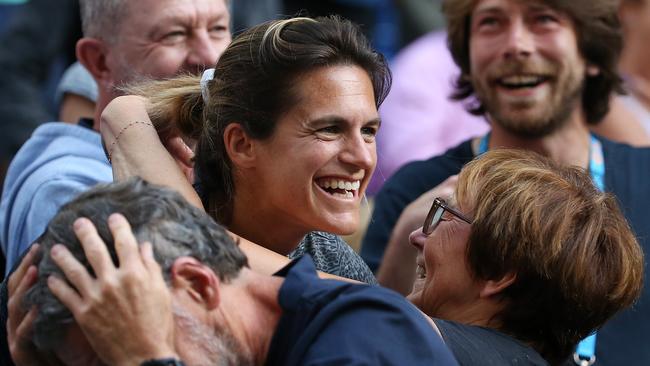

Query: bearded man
[362,0,650,364]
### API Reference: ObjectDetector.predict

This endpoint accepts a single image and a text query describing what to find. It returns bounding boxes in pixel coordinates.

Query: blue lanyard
[477,134,604,191]
[478,133,604,365]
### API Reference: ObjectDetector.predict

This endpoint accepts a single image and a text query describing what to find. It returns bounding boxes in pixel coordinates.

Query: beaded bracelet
[107,121,153,163]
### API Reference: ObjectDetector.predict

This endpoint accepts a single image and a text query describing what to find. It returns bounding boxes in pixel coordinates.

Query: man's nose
[502,18,534,60]
[186,31,222,69]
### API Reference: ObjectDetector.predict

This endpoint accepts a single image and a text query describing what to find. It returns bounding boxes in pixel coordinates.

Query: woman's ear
[223,123,256,169]
[480,272,516,298]
[170,257,221,310]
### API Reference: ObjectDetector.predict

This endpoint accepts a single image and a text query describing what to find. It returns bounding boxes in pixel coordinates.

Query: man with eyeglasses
[363,0,650,364]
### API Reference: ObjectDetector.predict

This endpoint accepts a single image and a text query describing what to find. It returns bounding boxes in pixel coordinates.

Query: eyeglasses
[423,197,473,235]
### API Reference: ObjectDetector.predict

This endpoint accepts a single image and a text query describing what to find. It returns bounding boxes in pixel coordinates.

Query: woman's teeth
[317,179,361,198]
[320,179,361,190]
[416,264,426,279]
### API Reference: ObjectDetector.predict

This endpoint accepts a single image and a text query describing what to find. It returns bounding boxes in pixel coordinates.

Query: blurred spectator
[0,1,24,34]
[368,32,488,194]
[285,0,400,58]
[231,0,283,33]
[593,0,650,146]
[393,0,445,46]
[55,62,96,124]
[619,0,650,129]
[0,0,82,190]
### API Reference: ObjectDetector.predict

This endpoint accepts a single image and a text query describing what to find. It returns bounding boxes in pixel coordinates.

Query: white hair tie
[200,68,215,104]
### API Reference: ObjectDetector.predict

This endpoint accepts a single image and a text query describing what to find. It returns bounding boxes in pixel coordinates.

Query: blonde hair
[456,149,643,364]
[126,75,204,141]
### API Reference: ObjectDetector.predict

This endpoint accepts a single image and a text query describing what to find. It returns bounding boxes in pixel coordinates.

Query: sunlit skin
[106,0,231,85]
[229,65,380,254]
[469,0,588,137]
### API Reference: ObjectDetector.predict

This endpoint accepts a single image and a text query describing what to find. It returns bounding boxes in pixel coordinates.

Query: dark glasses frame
[423,197,473,235]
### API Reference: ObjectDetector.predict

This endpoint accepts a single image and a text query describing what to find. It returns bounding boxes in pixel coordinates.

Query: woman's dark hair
[131,16,391,223]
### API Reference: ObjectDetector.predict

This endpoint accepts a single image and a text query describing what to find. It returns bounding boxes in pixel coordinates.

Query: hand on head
[46,214,178,366]
[7,244,63,366]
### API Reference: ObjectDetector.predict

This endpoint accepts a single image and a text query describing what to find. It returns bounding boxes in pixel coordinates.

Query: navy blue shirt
[435,319,548,365]
[266,256,459,366]
[361,137,650,365]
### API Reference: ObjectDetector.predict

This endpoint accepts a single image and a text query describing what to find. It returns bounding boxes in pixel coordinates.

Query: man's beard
[473,59,584,139]
[173,308,254,366]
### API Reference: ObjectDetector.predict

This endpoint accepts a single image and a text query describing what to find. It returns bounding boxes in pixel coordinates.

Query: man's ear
[170,257,221,310]
[76,38,112,88]
[223,123,256,169]
[480,272,516,298]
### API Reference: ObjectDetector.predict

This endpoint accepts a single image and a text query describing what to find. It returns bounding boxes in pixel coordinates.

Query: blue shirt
[0,122,111,273]
[266,256,459,366]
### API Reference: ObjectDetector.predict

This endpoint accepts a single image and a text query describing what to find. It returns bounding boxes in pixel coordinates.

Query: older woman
[101,16,391,283]
[410,150,643,365]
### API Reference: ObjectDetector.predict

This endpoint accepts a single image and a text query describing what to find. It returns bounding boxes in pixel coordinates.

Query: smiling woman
[102,16,391,283]
[406,149,643,365]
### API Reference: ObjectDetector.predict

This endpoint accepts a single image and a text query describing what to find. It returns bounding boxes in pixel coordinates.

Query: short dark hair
[24,178,248,350]
[443,0,623,124]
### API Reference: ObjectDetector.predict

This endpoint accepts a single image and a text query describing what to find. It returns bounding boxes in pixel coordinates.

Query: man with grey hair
[0,0,231,273]
[5,178,458,365]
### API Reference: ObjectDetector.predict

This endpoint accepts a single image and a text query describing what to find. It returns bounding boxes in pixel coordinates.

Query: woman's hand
[47,214,179,366]
[163,135,195,184]
[100,95,203,209]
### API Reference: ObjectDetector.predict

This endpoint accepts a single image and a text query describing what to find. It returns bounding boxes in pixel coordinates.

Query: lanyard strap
[478,133,604,365]
[477,134,605,191]
[588,135,605,192]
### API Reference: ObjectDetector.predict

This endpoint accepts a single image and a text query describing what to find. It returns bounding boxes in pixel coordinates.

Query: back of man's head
[24,178,248,350]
